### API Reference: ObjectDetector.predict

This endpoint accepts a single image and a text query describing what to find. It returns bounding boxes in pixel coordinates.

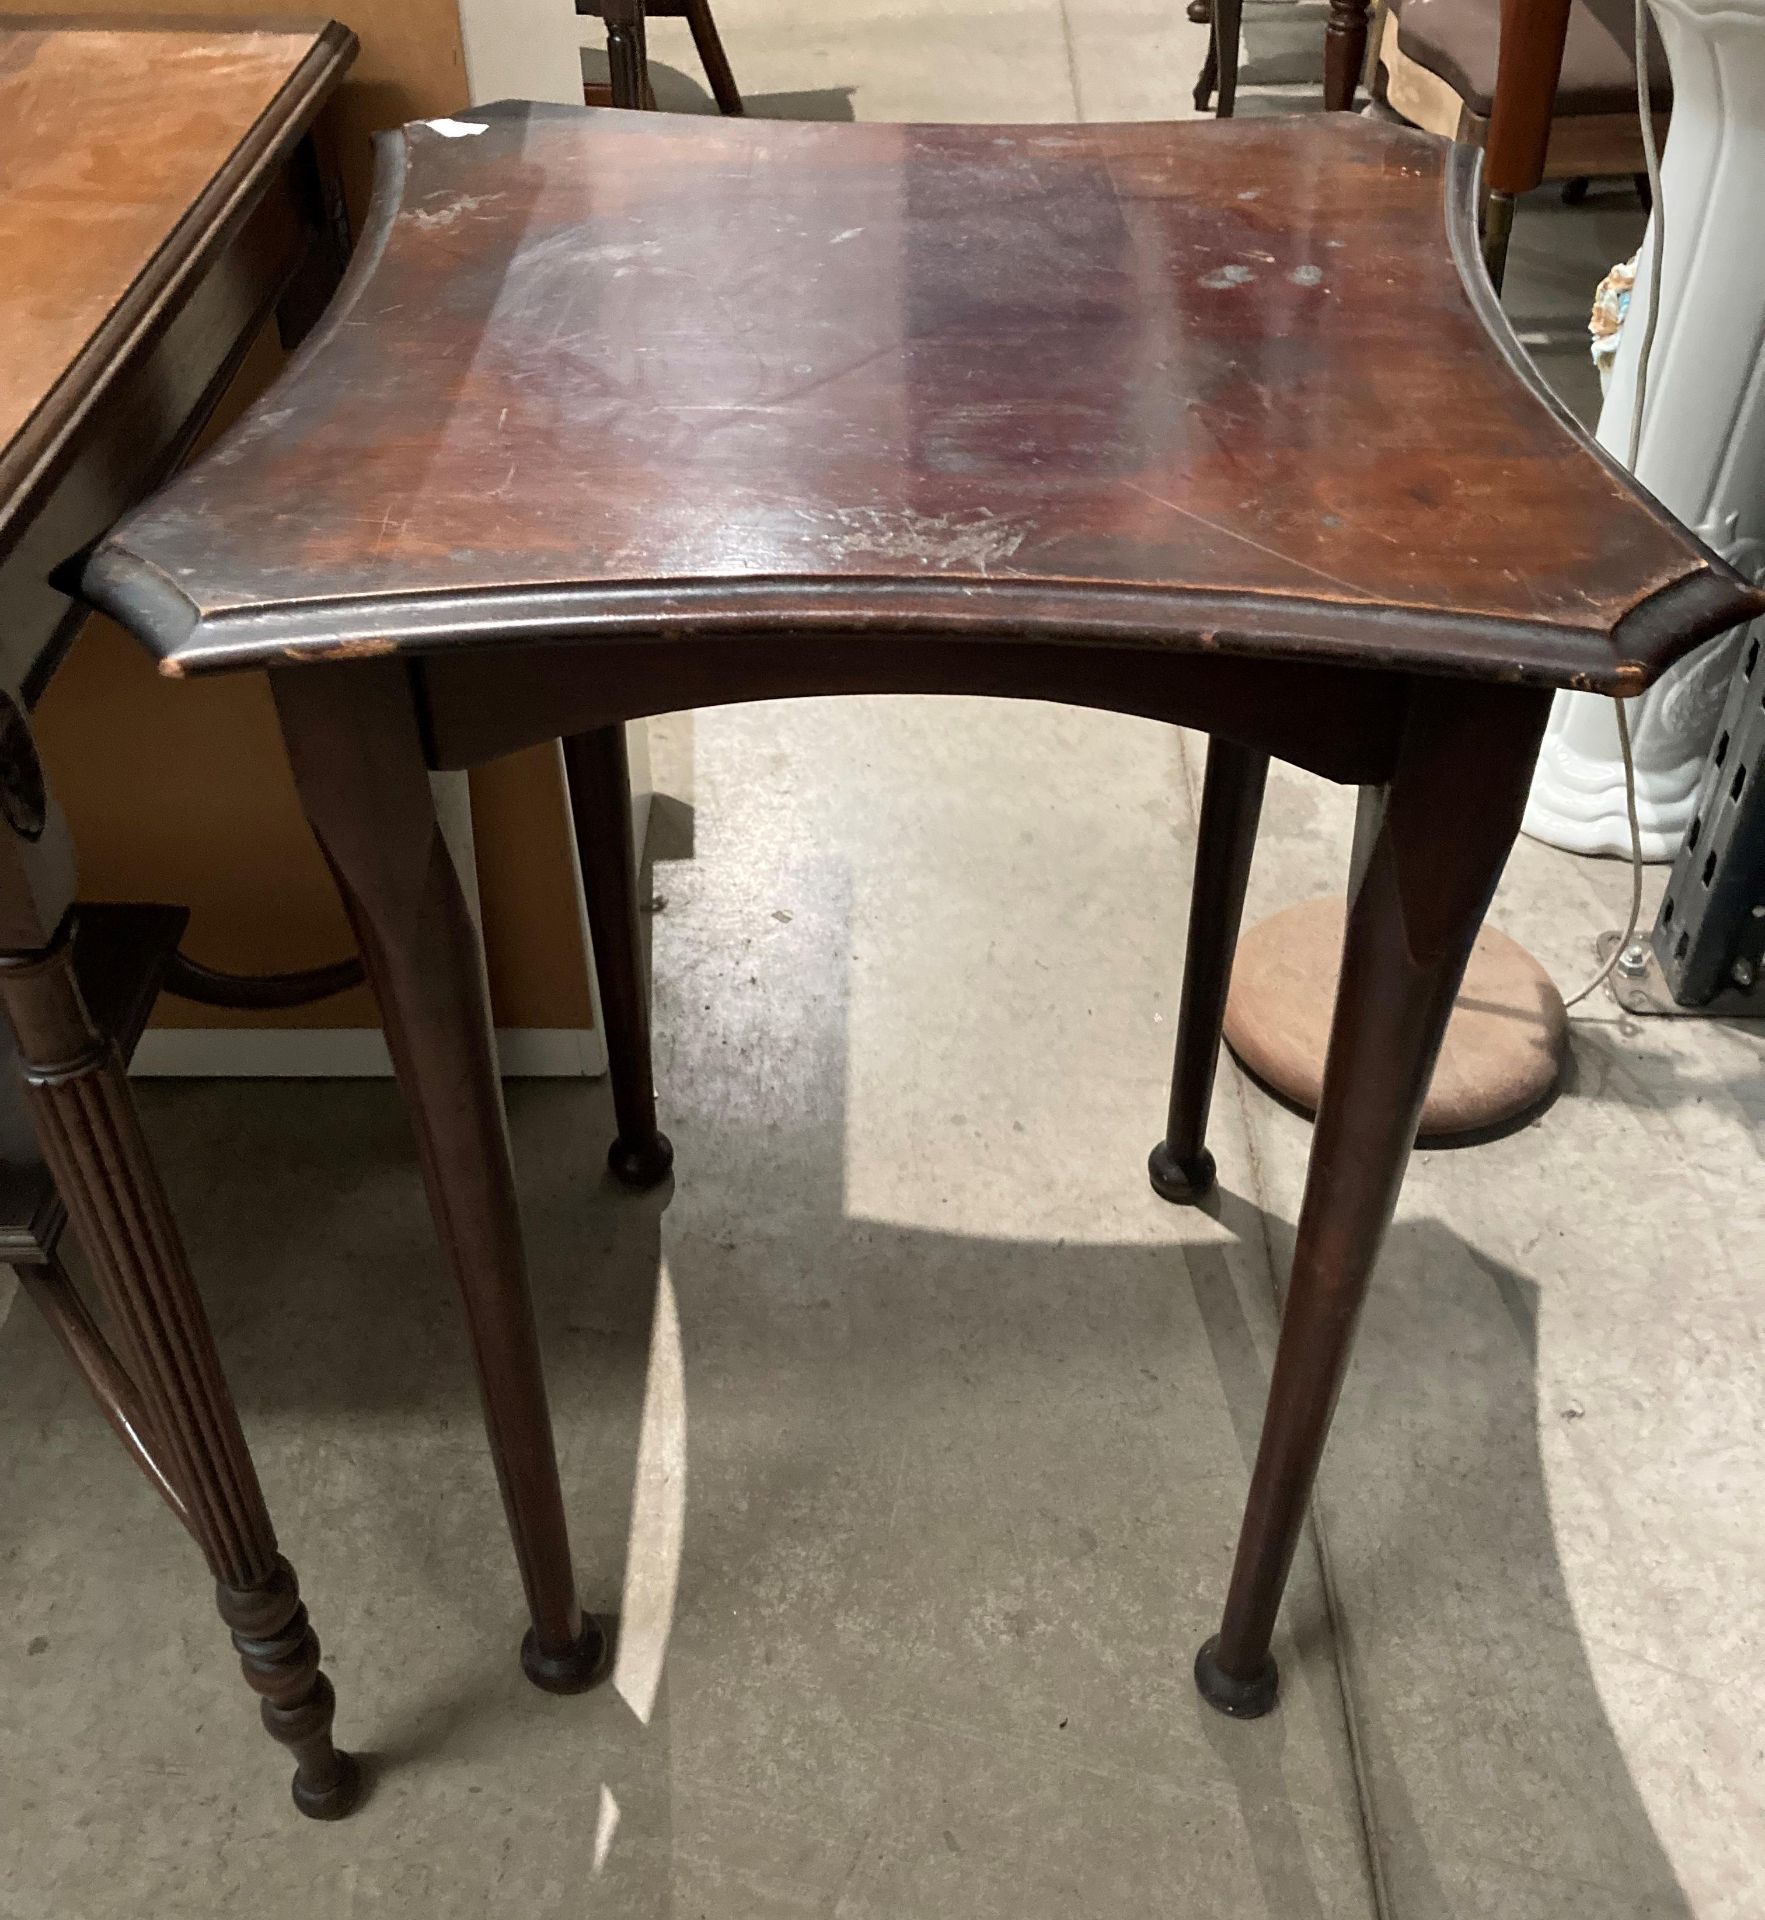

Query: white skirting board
[130,1024,608,1080]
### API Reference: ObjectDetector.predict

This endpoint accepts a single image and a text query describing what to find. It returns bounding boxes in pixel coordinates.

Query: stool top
[87,105,1759,694]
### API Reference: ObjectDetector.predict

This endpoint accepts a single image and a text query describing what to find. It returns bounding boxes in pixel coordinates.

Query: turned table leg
[272,661,609,1694]
[1195,682,1551,1716]
[603,0,654,112]
[1149,737,1268,1203]
[561,726,673,1191]
[0,934,358,1816]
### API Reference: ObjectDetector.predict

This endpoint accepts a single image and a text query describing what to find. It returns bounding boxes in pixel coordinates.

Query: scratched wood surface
[88,104,1760,692]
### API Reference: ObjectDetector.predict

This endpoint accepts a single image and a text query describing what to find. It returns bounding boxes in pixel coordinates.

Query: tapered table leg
[1195,681,1551,1716]
[272,661,609,1695]
[0,933,359,1817]
[561,726,673,1191]
[1149,736,1267,1203]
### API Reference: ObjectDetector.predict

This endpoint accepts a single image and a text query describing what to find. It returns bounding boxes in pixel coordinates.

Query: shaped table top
[87,105,1761,692]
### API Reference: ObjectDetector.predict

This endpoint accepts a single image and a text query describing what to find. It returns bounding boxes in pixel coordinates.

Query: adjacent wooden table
[88,105,1765,1725]
[0,16,363,1816]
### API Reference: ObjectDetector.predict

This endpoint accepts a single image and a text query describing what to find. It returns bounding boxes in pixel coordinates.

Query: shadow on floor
[0,1045,1699,1914]
[1198,1198,1697,1913]
[0,707,1716,1913]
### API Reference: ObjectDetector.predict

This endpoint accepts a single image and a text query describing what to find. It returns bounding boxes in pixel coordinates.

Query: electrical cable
[1561,0,1667,1011]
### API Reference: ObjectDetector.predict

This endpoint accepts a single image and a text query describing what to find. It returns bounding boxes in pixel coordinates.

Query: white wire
[1564,697,1646,1006]
[1561,0,1667,1012]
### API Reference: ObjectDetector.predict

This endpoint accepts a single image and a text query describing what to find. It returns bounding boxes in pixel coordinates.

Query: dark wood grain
[578,0,742,113]
[1324,0,1373,110]
[0,926,358,1815]
[598,0,652,110]
[681,0,742,114]
[561,726,674,1189]
[1194,22,1219,113]
[420,634,1410,785]
[1195,0,1243,116]
[271,659,611,1696]
[1198,679,1553,1713]
[0,902,186,1266]
[86,109,1762,697]
[1148,737,1267,1203]
[1485,0,1576,192]
[78,86,1765,1749]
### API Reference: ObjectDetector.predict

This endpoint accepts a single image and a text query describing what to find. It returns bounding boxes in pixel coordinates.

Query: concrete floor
[4,6,1763,1916]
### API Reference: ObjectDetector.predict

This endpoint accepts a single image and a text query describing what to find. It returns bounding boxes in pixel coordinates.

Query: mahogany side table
[86,106,1763,1722]
[0,17,361,1816]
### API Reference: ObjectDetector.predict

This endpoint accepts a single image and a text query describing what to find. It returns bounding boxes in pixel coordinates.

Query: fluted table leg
[0,930,359,1819]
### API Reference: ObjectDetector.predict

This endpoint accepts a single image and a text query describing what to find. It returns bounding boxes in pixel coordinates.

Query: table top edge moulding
[83,105,1765,696]
[0,16,358,539]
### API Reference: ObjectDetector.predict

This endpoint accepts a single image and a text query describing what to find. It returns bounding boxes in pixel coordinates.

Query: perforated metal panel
[1654,627,1765,1003]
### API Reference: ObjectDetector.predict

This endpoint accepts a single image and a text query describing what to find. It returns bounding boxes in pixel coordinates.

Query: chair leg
[561,726,673,1191]
[1194,680,1551,1718]
[1323,0,1372,109]
[603,0,652,112]
[1214,0,1245,117]
[683,0,744,114]
[1148,737,1268,1204]
[0,937,359,1818]
[1194,16,1219,113]
[272,662,609,1696]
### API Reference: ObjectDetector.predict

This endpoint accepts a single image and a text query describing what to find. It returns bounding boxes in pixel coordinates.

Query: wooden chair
[580,0,742,114]
[87,106,1758,1730]
[1198,0,1640,288]
[1370,0,1668,187]
[1195,0,1663,200]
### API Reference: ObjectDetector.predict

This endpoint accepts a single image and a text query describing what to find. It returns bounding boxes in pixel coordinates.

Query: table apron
[415,637,1411,786]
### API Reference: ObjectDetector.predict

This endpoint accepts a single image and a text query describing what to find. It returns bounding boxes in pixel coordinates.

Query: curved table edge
[76,560,1758,696]
[79,114,1765,697]
[1441,141,1765,681]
